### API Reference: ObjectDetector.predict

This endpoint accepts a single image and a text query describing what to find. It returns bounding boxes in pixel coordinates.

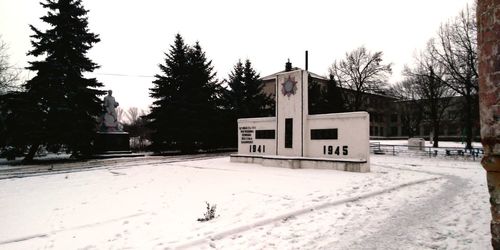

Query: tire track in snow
[0,212,147,246]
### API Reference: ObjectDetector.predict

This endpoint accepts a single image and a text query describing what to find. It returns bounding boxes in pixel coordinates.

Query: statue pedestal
[94,131,130,153]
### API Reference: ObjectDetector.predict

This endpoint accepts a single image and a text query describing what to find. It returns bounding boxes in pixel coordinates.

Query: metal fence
[370,142,484,161]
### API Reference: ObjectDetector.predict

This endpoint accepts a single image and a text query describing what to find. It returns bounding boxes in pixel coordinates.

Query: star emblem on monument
[281,75,298,97]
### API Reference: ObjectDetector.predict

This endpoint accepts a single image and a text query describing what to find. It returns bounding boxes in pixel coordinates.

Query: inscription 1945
[323,145,348,156]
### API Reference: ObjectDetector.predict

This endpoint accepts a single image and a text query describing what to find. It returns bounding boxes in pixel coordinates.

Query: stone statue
[95,89,130,153]
[101,90,120,131]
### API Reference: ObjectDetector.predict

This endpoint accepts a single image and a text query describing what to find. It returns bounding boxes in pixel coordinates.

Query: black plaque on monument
[94,90,131,154]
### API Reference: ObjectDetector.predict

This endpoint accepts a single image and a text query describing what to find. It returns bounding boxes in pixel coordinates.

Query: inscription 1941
[239,126,256,144]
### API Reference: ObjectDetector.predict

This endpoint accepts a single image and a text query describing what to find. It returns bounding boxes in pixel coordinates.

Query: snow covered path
[210,157,490,250]
[0,155,491,249]
[334,161,486,249]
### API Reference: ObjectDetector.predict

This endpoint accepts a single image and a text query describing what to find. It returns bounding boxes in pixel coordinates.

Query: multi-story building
[260,64,480,141]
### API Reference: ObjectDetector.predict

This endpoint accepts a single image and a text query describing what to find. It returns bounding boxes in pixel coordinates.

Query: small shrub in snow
[197,202,217,222]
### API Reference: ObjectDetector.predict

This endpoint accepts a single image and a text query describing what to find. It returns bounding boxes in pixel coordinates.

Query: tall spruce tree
[224,60,245,117]
[15,0,103,160]
[147,34,189,151]
[323,75,345,113]
[221,59,272,147]
[184,41,220,150]
[224,59,272,118]
[308,76,323,114]
[147,34,220,153]
[242,60,273,117]
[308,75,345,114]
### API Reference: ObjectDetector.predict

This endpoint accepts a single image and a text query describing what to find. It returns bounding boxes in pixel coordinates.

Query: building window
[256,130,275,139]
[391,126,398,136]
[380,127,384,136]
[391,114,398,123]
[402,126,409,136]
[311,129,338,140]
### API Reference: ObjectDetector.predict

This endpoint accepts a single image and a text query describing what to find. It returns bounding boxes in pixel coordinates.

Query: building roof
[261,68,328,81]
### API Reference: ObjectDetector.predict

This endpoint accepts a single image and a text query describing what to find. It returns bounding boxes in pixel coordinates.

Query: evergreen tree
[147,34,220,153]
[224,60,245,117]
[242,60,273,117]
[184,41,220,150]
[308,76,323,114]
[323,75,345,113]
[6,0,103,160]
[221,59,272,147]
[224,59,272,118]
[308,75,345,114]
[147,34,189,151]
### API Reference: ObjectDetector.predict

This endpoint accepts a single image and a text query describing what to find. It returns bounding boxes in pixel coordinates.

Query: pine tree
[308,75,345,114]
[308,76,323,114]
[224,60,245,116]
[221,59,272,147]
[183,41,219,151]
[147,34,220,153]
[224,59,272,118]
[242,60,273,117]
[14,0,103,160]
[147,34,189,151]
[323,75,345,113]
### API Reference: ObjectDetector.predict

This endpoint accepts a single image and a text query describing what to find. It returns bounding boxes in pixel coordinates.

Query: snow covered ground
[0,154,491,249]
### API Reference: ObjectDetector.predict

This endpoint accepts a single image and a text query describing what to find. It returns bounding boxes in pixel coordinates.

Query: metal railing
[370,142,484,160]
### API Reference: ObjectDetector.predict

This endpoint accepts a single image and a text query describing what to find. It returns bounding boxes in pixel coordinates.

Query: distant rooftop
[261,67,328,81]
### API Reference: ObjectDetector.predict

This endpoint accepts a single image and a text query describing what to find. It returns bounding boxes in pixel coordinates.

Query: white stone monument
[230,66,370,172]
[95,90,130,153]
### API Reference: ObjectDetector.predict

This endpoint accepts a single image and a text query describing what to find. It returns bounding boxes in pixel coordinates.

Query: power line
[87,72,155,78]
[12,67,155,78]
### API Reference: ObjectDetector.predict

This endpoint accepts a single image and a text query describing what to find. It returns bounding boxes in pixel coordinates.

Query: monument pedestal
[230,154,369,172]
[94,131,130,153]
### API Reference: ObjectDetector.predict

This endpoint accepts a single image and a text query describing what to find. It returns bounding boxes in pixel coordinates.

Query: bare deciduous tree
[390,78,423,138]
[430,4,478,149]
[126,107,139,124]
[116,107,124,124]
[0,37,19,94]
[404,44,455,147]
[329,46,392,111]
[123,107,150,151]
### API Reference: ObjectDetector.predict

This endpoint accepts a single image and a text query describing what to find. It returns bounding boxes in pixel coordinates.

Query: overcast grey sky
[0,0,474,112]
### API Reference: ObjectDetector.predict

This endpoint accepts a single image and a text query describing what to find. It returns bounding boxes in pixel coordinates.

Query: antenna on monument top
[305,50,309,71]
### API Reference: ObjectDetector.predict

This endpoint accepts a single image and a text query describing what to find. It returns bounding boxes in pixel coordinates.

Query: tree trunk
[464,94,473,149]
[430,98,439,148]
[23,143,40,162]
[433,120,440,148]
